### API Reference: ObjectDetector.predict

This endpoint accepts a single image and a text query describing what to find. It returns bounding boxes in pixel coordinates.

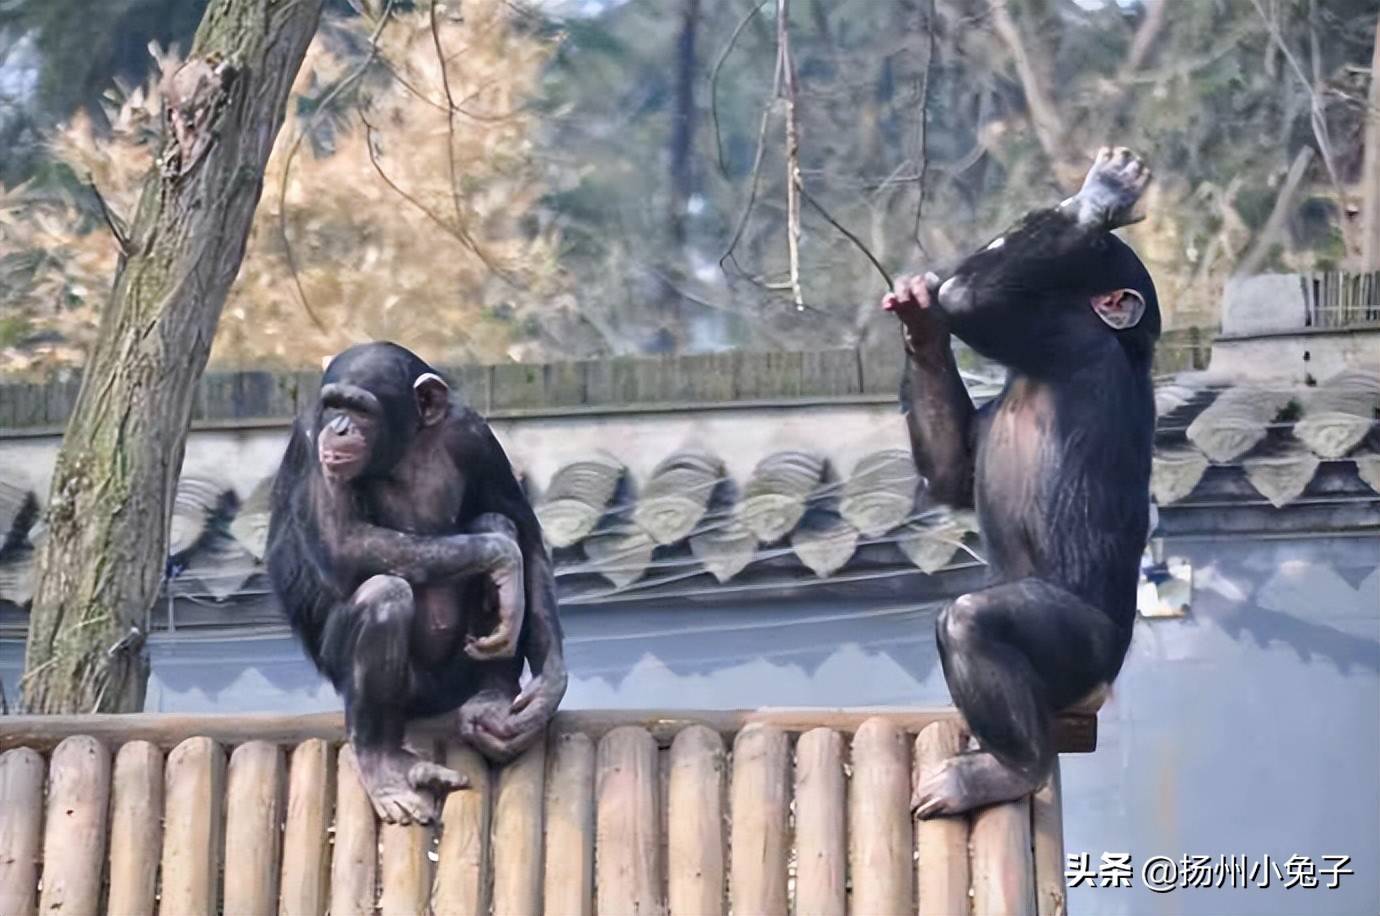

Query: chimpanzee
[882,147,1159,818]
[266,342,567,824]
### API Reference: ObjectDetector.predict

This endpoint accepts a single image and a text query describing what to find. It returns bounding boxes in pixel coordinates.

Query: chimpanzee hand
[882,271,950,357]
[464,535,525,661]
[458,662,569,763]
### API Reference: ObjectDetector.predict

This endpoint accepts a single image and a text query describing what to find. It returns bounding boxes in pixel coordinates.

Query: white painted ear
[1091,288,1146,330]
[414,372,450,426]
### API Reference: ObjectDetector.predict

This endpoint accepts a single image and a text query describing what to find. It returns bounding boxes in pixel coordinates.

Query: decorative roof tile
[791,510,860,579]
[632,449,724,545]
[738,451,826,543]
[535,452,624,548]
[839,450,920,538]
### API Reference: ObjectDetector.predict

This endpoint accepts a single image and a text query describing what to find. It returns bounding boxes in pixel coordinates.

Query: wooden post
[793,727,846,916]
[596,726,662,916]
[1031,761,1067,916]
[279,738,334,916]
[491,740,547,915]
[971,797,1035,916]
[0,748,45,916]
[849,718,913,914]
[330,745,378,916]
[224,741,286,915]
[159,737,226,916]
[915,722,971,916]
[107,741,163,916]
[543,732,596,916]
[667,726,726,916]
[380,822,433,916]
[38,736,111,916]
[433,744,492,916]
[729,724,790,916]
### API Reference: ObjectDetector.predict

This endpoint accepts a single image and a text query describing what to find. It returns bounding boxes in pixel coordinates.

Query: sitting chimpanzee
[266,342,567,824]
[883,147,1158,818]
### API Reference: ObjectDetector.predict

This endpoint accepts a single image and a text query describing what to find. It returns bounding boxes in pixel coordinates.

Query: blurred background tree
[2,0,1377,374]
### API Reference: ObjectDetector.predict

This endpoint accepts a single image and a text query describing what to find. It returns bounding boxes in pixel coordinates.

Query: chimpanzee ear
[1091,288,1146,331]
[413,372,450,426]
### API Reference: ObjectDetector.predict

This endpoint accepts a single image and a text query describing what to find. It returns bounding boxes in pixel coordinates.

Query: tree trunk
[21,0,324,714]
[1362,18,1380,270]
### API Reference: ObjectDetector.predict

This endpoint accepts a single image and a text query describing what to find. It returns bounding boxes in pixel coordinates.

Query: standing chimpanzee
[883,147,1159,818]
[266,342,567,824]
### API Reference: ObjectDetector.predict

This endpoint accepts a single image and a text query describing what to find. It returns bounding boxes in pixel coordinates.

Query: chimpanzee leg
[325,574,467,824]
[914,577,1127,819]
[462,513,525,661]
[936,147,1152,316]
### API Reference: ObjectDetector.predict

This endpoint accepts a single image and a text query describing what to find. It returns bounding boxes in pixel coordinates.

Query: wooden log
[792,728,845,916]
[1031,762,1066,916]
[380,821,433,916]
[224,741,285,915]
[159,737,226,916]
[279,738,334,916]
[0,748,45,916]
[543,732,596,916]
[729,724,790,916]
[491,740,547,916]
[0,709,1096,754]
[38,736,111,916]
[915,722,971,916]
[595,726,662,916]
[667,726,725,916]
[433,744,492,916]
[849,718,913,914]
[330,745,378,916]
[107,741,163,916]
[971,796,1035,916]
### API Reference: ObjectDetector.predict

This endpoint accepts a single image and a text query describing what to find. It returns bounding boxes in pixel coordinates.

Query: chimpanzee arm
[328,518,522,587]
[885,274,978,508]
[459,420,567,691]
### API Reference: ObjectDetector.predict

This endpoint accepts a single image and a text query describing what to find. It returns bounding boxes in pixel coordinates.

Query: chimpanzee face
[313,342,452,483]
[316,384,384,482]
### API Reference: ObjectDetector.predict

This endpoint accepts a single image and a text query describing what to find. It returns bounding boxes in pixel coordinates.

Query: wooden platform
[0,708,1093,916]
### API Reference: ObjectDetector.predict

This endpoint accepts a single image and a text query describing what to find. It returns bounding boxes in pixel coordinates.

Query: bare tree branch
[778,0,804,310]
[711,0,771,176]
[275,0,396,334]
[1235,147,1315,276]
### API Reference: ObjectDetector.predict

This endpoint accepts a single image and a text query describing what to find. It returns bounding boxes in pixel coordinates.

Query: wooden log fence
[0,709,1089,915]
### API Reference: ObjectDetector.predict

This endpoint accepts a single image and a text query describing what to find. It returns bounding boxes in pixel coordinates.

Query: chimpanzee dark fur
[266,342,566,825]
[884,148,1158,818]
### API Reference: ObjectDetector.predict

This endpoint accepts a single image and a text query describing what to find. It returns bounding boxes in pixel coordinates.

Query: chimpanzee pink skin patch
[1091,288,1146,330]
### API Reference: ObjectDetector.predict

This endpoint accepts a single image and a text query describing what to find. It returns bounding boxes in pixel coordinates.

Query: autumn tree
[21,0,324,713]
[1,2,562,376]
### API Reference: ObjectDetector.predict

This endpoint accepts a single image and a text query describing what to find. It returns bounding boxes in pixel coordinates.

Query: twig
[799,185,891,288]
[358,109,521,287]
[711,0,771,176]
[719,93,777,278]
[912,0,936,249]
[778,0,803,310]
[86,178,133,258]
[275,0,396,334]
[429,0,469,231]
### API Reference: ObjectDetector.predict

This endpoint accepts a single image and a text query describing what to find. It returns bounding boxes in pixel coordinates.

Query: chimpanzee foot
[1065,146,1152,231]
[354,745,468,825]
[911,751,1044,820]
[882,271,949,353]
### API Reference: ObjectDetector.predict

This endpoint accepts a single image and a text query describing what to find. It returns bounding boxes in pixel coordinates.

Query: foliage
[0,2,563,375]
[1,0,1377,373]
